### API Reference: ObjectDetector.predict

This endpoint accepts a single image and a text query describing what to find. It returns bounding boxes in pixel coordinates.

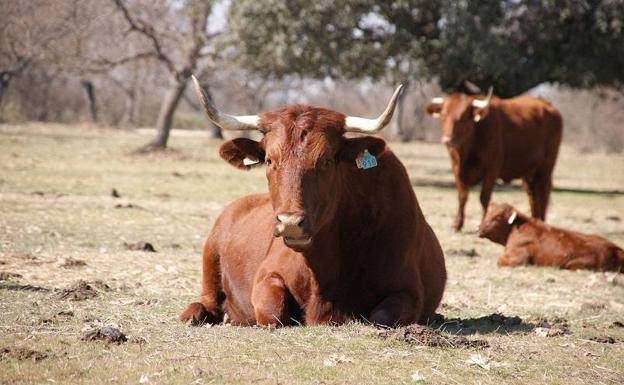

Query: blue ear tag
[356,149,378,170]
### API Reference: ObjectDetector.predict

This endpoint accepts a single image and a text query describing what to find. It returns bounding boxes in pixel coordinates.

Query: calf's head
[478,202,520,245]
[425,88,493,147]
[192,76,402,251]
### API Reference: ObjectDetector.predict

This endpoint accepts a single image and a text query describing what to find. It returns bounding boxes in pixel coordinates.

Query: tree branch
[112,0,178,77]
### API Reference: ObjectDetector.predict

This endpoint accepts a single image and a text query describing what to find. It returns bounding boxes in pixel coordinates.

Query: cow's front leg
[453,181,469,231]
[251,272,290,326]
[497,247,530,267]
[480,172,497,219]
[369,292,420,327]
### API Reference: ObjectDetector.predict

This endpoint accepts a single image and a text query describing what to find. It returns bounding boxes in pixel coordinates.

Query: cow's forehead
[443,93,473,116]
[260,105,344,159]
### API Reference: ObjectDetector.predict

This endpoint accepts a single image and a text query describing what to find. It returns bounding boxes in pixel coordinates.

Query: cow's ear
[219,138,265,170]
[426,103,442,118]
[339,136,386,163]
[473,106,490,123]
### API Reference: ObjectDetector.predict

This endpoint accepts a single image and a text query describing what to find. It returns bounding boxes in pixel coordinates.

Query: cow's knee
[179,302,221,326]
[252,274,289,327]
[369,293,418,327]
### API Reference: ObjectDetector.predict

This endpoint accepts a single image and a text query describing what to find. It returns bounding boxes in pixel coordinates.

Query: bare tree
[0,1,67,108]
[112,0,220,150]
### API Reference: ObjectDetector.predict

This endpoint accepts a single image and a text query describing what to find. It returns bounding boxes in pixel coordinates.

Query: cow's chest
[459,153,485,184]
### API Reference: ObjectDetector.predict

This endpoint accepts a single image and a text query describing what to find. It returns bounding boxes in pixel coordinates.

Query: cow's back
[492,96,562,180]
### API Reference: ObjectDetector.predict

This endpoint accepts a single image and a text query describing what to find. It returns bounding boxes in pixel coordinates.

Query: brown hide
[180,104,447,327]
[426,93,563,231]
[479,202,624,272]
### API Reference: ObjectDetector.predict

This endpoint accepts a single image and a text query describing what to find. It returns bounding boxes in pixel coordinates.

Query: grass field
[1,123,623,385]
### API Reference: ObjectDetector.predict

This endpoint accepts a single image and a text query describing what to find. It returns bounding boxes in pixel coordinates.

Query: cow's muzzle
[441,135,454,145]
[274,213,312,250]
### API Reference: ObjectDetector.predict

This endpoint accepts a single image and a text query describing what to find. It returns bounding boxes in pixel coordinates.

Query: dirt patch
[588,336,618,344]
[606,215,621,222]
[581,301,608,311]
[81,326,127,344]
[534,317,572,337]
[445,248,480,258]
[0,272,23,280]
[0,347,48,361]
[114,203,145,210]
[53,280,109,301]
[59,257,87,269]
[124,241,156,252]
[10,252,38,261]
[379,325,489,349]
[111,188,121,198]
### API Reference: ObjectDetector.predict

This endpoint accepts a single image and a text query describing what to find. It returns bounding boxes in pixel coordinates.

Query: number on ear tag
[356,150,378,170]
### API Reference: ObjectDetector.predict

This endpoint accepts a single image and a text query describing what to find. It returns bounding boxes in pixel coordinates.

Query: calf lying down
[479,202,623,272]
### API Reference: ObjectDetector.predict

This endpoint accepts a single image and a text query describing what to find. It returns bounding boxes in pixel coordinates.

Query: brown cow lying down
[179,78,447,327]
[479,202,624,272]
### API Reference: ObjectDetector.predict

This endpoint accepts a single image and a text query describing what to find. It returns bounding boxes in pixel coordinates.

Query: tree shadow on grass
[0,282,50,292]
[411,178,624,196]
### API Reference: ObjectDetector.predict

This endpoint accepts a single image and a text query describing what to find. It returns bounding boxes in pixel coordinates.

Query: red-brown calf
[479,202,624,271]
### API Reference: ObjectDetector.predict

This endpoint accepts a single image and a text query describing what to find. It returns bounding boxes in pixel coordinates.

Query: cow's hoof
[452,220,463,232]
[179,302,220,326]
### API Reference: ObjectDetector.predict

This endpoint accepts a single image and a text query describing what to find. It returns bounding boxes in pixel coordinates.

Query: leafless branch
[112,0,178,77]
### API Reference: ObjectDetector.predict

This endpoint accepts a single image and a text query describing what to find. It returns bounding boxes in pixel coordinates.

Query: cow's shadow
[428,313,536,335]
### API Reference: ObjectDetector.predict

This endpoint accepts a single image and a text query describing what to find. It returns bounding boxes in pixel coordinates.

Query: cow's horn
[431,97,445,104]
[471,86,494,109]
[191,75,260,131]
[345,84,404,133]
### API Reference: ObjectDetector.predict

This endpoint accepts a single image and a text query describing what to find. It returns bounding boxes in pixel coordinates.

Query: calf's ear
[339,136,386,163]
[473,106,490,122]
[426,103,442,118]
[219,138,265,170]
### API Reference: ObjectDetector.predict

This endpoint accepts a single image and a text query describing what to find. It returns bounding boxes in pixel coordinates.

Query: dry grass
[1,123,623,385]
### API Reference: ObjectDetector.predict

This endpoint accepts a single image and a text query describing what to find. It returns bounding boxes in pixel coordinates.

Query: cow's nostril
[276,213,306,229]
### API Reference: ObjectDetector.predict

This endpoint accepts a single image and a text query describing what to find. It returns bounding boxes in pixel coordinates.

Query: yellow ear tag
[356,150,378,170]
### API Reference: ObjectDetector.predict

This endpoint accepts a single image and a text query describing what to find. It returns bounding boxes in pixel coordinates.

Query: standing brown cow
[180,77,447,327]
[426,89,563,231]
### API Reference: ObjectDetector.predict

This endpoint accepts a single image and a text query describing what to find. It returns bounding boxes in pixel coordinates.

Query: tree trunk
[120,89,136,127]
[82,80,97,123]
[146,81,187,149]
[183,81,222,139]
[392,82,410,142]
[0,73,11,109]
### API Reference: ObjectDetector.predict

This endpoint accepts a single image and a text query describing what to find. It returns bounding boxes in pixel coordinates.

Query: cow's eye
[265,158,272,166]
[322,158,334,168]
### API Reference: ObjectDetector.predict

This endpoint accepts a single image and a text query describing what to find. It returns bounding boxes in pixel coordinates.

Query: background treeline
[1,0,623,152]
